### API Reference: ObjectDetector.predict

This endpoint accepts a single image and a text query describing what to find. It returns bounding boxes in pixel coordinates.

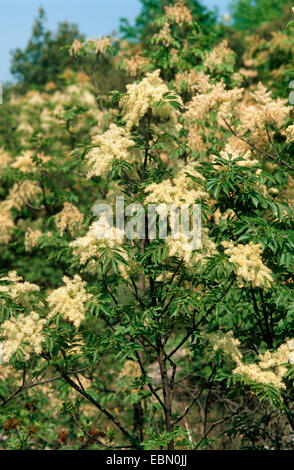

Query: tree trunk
[158,347,174,450]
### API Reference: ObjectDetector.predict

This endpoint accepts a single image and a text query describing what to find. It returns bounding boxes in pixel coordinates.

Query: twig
[194,399,252,449]
[223,117,294,171]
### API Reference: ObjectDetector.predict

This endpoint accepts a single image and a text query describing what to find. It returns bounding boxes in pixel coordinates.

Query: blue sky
[0,0,230,82]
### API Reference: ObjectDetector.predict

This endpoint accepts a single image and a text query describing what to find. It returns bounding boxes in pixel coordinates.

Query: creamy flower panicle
[222,241,273,289]
[0,147,12,171]
[212,143,258,168]
[0,271,40,304]
[86,124,135,178]
[24,228,43,252]
[164,0,193,27]
[285,124,294,143]
[237,83,290,145]
[0,205,15,245]
[166,227,217,266]
[154,22,173,47]
[1,311,46,362]
[7,180,41,211]
[123,54,149,77]
[69,213,138,279]
[69,36,111,57]
[145,162,207,206]
[203,40,235,74]
[184,80,243,122]
[47,275,92,328]
[120,70,183,132]
[70,213,124,266]
[213,332,294,390]
[54,202,84,236]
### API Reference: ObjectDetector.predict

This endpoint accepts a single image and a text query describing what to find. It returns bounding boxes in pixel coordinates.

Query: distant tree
[120,0,217,41]
[10,8,84,88]
[229,0,293,32]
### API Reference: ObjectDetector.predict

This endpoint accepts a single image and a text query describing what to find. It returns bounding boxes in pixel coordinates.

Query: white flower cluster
[0,271,40,305]
[1,311,45,362]
[213,332,294,390]
[145,162,207,206]
[238,83,290,136]
[69,36,111,57]
[47,275,92,328]
[234,342,292,390]
[70,212,125,267]
[212,143,258,168]
[166,227,217,265]
[184,81,243,122]
[120,69,182,132]
[222,241,273,289]
[86,124,135,178]
[24,228,43,252]
[69,213,138,279]
[54,202,83,236]
[164,0,193,27]
[0,205,16,245]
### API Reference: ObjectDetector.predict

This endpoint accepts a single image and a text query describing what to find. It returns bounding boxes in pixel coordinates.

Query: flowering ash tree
[0,0,294,450]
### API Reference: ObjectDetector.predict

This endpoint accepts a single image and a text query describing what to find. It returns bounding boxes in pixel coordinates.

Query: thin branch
[223,118,294,171]
[134,350,166,410]
[1,364,97,406]
[15,182,45,211]
[194,399,251,449]
[54,364,136,445]
[266,127,280,160]
[172,367,216,426]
